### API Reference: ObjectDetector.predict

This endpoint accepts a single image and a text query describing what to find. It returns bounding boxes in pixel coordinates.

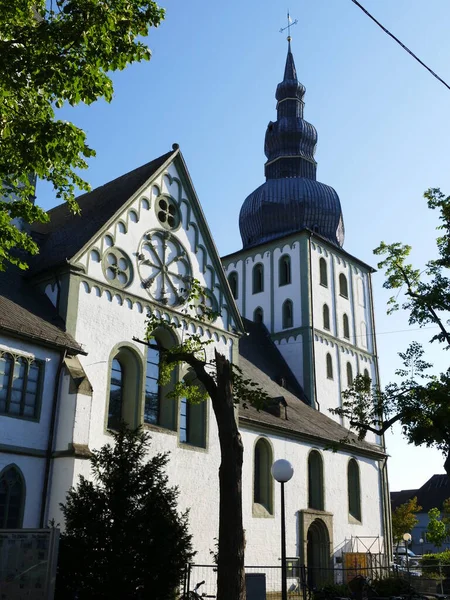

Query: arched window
[308,450,324,510]
[326,353,333,380]
[279,255,291,286]
[357,278,365,307]
[348,459,361,521]
[254,438,273,514]
[0,352,43,419]
[319,258,328,287]
[0,465,25,528]
[363,368,369,379]
[254,307,263,324]
[107,346,141,430]
[228,272,238,300]
[343,314,350,339]
[180,397,206,448]
[339,273,348,298]
[346,362,353,387]
[253,264,264,294]
[361,322,368,348]
[282,300,293,329]
[323,304,330,331]
[144,343,160,426]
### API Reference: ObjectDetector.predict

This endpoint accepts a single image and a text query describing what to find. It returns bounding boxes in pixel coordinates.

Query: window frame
[279,255,291,287]
[0,464,25,529]
[179,395,207,449]
[253,307,264,324]
[0,351,44,421]
[323,304,330,331]
[282,299,293,329]
[253,437,274,516]
[326,353,333,380]
[252,263,264,294]
[346,362,353,387]
[319,258,328,287]
[308,450,324,511]
[228,271,238,300]
[348,458,362,522]
[343,313,350,339]
[339,273,348,299]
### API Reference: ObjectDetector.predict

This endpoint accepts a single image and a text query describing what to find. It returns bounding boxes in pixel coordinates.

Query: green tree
[145,280,270,600]
[56,425,193,600]
[331,189,450,475]
[0,0,164,270]
[427,507,448,548]
[392,497,421,546]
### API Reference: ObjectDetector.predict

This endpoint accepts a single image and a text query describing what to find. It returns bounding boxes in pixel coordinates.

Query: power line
[350,0,450,92]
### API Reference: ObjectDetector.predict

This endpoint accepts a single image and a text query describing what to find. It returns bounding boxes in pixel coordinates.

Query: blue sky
[39,0,450,491]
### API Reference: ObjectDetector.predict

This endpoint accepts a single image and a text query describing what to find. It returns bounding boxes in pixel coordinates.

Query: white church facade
[0,42,391,572]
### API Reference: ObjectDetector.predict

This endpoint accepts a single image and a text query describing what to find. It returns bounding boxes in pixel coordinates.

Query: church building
[0,40,391,575]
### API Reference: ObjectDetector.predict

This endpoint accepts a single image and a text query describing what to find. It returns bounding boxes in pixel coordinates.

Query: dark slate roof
[238,322,385,457]
[31,149,176,274]
[391,474,450,512]
[0,267,84,354]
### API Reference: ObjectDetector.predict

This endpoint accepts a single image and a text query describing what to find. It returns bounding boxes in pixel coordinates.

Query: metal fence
[183,558,450,600]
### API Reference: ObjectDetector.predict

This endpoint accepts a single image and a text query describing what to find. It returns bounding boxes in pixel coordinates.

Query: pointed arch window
[363,368,369,379]
[282,300,293,329]
[253,264,264,294]
[279,255,291,286]
[107,346,141,430]
[348,458,361,521]
[254,438,273,515]
[308,450,324,510]
[228,272,238,300]
[254,307,264,324]
[326,353,333,380]
[0,352,43,420]
[0,465,25,528]
[346,362,353,387]
[343,314,350,339]
[339,273,348,298]
[323,304,330,331]
[319,258,328,287]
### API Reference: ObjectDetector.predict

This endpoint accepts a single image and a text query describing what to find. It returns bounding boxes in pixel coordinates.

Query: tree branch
[349,412,403,436]
[163,351,217,399]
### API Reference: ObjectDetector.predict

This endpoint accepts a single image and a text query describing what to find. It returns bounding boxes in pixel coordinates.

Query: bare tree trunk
[212,351,246,600]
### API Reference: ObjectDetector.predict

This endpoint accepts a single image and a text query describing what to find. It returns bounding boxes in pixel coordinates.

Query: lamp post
[419,537,424,556]
[272,459,294,600]
[403,533,412,578]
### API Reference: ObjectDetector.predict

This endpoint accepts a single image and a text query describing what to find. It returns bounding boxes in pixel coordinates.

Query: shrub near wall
[422,550,450,578]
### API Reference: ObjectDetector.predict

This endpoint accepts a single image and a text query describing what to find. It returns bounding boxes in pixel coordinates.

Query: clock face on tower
[137,230,192,306]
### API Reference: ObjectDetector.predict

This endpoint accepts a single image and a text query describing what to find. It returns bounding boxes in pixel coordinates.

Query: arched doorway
[307,519,331,589]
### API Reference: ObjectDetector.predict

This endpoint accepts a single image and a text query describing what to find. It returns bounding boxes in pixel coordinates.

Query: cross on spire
[279,10,298,41]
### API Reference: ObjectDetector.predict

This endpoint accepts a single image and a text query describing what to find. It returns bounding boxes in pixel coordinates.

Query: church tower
[222,40,379,422]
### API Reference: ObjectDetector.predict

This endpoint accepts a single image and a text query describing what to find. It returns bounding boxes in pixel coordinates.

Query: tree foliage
[145,278,270,600]
[391,497,421,545]
[56,425,193,600]
[331,189,450,467]
[0,0,164,270]
[427,507,448,549]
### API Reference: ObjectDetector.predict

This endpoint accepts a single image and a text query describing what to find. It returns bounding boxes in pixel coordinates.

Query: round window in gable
[102,249,133,288]
[156,196,180,230]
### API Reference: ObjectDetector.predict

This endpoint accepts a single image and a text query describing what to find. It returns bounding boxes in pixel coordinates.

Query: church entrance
[306,518,331,589]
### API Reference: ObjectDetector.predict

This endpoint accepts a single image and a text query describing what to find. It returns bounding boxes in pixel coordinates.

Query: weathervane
[279,10,298,41]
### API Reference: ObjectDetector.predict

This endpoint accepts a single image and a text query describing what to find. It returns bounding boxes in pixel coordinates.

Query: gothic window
[346,362,353,387]
[180,397,206,448]
[323,304,330,331]
[107,346,141,430]
[253,264,264,294]
[144,344,160,426]
[348,458,361,522]
[308,450,324,510]
[326,353,333,380]
[282,300,293,329]
[228,272,238,299]
[254,307,264,324]
[0,465,25,528]
[343,314,350,339]
[0,352,43,420]
[279,255,291,286]
[254,438,273,514]
[364,368,369,379]
[339,273,348,298]
[319,258,328,287]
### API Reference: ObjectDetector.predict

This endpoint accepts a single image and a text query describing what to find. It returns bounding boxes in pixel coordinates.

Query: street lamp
[419,537,424,556]
[403,533,412,576]
[272,459,294,600]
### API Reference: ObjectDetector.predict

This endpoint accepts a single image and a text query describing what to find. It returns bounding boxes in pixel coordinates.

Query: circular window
[102,249,133,288]
[156,196,180,230]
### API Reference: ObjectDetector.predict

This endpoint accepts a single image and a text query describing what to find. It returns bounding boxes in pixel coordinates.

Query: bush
[422,549,450,578]
[372,577,414,597]
[313,583,350,600]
